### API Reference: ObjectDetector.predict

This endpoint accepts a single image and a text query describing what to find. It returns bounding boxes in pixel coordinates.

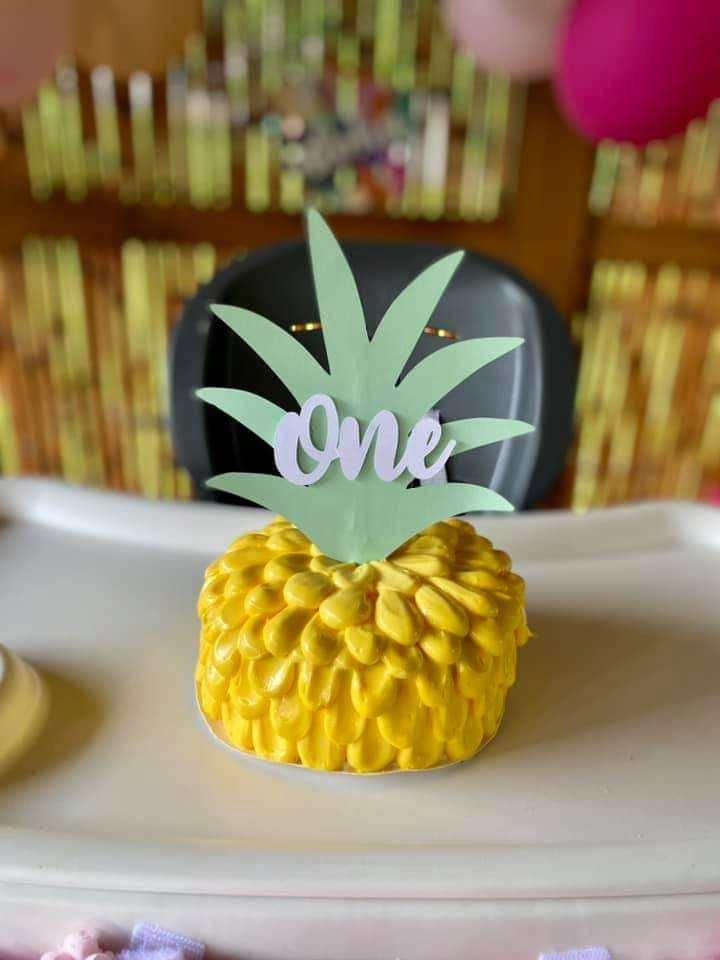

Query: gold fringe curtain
[0,238,222,498]
[572,261,720,508]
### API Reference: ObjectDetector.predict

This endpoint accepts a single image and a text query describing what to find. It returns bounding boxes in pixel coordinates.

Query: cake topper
[195,210,535,773]
[198,209,533,563]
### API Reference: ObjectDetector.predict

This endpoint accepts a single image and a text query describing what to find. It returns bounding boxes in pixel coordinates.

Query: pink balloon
[444,0,570,79]
[0,0,72,109]
[556,0,720,145]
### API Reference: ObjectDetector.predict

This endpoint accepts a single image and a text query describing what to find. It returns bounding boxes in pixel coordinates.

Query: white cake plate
[1,478,719,960]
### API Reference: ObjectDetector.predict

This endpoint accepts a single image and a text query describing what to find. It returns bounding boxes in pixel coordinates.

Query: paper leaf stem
[306,208,368,390]
[369,250,464,386]
[394,336,525,421]
[211,304,331,404]
[196,388,286,446]
[443,417,534,455]
[207,472,513,562]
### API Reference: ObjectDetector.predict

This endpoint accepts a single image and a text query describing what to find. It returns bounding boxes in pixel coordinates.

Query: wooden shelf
[4,177,719,268]
[592,219,720,271]
[3,81,720,321]
[0,182,509,250]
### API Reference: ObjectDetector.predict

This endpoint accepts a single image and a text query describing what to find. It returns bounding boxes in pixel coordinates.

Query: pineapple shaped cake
[195,210,534,773]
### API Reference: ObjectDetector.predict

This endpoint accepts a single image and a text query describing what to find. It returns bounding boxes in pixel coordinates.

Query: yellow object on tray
[196,516,530,774]
[0,644,49,778]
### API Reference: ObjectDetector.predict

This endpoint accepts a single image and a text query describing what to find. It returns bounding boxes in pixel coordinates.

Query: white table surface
[1,479,719,959]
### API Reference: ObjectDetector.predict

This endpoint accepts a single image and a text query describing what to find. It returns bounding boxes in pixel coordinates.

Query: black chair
[170,238,576,509]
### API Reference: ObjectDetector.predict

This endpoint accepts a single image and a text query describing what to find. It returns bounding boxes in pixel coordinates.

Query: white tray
[1,478,720,960]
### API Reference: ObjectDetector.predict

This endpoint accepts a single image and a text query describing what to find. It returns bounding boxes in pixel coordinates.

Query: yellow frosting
[0,645,49,778]
[196,518,531,773]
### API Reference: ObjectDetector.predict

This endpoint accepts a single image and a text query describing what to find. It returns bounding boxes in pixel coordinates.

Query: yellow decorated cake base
[196,517,530,774]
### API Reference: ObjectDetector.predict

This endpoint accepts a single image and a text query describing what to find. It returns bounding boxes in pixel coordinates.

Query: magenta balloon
[556,0,720,145]
[444,0,566,79]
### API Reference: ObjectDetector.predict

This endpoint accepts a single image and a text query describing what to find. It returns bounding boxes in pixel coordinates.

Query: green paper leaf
[207,472,513,563]
[207,471,320,527]
[211,303,330,404]
[387,482,514,551]
[196,388,285,446]
[206,472,362,561]
[306,208,368,394]
[395,336,525,421]
[369,250,464,387]
[444,417,534,455]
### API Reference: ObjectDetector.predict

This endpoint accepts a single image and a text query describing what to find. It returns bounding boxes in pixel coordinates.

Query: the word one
[274,393,455,486]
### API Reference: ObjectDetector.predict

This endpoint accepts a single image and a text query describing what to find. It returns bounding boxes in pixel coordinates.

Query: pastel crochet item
[539,950,611,960]
[117,949,183,960]
[128,923,205,960]
[38,926,206,960]
[40,931,112,960]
